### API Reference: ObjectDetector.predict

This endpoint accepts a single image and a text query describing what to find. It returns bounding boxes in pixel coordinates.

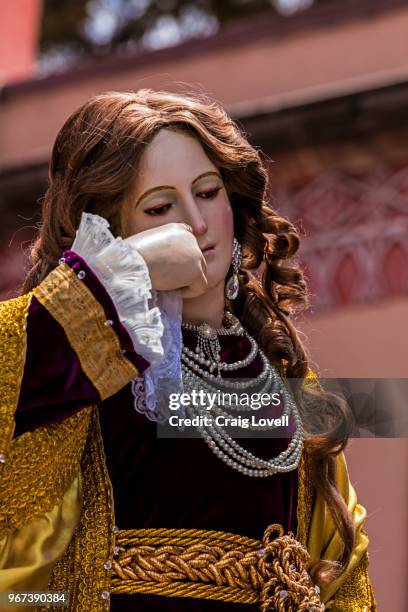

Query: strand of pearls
[181,314,304,477]
[183,366,303,475]
[181,350,270,389]
[182,333,258,371]
[183,363,291,418]
[182,311,244,336]
[182,312,245,376]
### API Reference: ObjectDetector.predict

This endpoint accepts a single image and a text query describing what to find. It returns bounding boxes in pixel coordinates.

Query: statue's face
[121,127,234,291]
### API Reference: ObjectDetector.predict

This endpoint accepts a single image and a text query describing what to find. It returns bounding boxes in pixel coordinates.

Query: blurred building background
[1,0,407,608]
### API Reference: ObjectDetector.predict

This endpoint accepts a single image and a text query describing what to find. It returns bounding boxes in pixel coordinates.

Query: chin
[205,266,230,291]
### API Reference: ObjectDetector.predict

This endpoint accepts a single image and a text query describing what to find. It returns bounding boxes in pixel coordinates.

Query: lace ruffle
[71,212,164,365]
[131,290,184,423]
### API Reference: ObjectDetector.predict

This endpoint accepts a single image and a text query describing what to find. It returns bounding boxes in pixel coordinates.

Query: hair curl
[23,89,355,587]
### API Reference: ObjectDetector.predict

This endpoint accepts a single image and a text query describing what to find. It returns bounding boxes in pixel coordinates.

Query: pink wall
[298,296,408,378]
[0,0,42,83]
[299,297,408,609]
[3,4,408,167]
[345,439,408,610]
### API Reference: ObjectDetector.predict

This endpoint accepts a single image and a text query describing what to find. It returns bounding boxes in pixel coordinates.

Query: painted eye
[145,204,172,216]
[197,186,222,199]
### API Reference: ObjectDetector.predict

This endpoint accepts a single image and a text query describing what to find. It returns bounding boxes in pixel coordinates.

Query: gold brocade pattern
[0,293,31,465]
[277,363,315,548]
[296,368,319,545]
[44,408,115,612]
[0,408,91,536]
[33,263,138,400]
[296,451,314,547]
[326,552,377,611]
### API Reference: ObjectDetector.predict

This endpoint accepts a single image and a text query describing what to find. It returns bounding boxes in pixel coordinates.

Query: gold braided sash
[110,524,324,611]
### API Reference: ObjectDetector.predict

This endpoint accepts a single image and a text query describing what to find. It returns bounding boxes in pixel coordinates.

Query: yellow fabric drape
[0,476,82,611]
[301,369,376,609]
[307,452,376,609]
[0,275,120,611]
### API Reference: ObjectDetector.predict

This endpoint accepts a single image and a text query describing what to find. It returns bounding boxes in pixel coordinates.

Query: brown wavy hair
[23,89,355,587]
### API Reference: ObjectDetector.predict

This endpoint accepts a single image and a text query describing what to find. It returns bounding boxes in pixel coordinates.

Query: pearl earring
[225,237,242,300]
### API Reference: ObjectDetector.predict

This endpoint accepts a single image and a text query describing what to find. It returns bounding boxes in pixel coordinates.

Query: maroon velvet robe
[14,251,298,611]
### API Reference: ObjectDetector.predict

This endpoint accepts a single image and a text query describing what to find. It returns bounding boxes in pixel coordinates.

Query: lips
[201,244,215,254]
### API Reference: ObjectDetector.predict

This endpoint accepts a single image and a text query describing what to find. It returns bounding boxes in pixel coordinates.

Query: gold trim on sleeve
[33,263,139,400]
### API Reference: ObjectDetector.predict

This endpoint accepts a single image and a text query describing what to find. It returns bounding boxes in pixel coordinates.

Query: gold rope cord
[0,293,31,465]
[33,263,138,400]
[44,408,115,612]
[110,524,324,611]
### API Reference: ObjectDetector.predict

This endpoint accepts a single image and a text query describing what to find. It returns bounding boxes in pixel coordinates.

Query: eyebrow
[135,171,222,207]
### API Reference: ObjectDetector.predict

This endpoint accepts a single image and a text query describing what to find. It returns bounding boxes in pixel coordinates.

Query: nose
[183,198,208,237]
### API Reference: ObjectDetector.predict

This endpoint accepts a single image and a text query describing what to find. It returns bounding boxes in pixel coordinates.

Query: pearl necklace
[181,313,304,477]
[182,311,245,376]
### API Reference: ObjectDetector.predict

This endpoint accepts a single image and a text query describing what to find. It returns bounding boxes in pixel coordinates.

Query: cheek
[125,214,149,236]
[221,203,234,241]
[209,199,234,278]
[121,203,157,237]
[212,198,233,243]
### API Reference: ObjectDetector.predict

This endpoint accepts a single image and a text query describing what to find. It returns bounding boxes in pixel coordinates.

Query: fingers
[180,223,193,234]
[180,257,208,298]
[180,275,208,298]
[180,283,207,299]
[199,252,207,277]
[124,221,208,294]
